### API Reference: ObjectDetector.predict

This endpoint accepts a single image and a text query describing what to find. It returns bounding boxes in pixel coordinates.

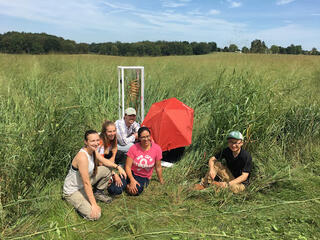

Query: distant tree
[311,48,319,55]
[270,45,279,54]
[77,43,89,54]
[295,45,302,54]
[208,42,217,52]
[30,41,44,54]
[228,44,238,52]
[250,39,267,53]
[62,40,76,53]
[43,37,61,53]
[181,41,193,55]
[223,46,229,52]
[99,44,108,55]
[191,42,211,55]
[278,47,287,54]
[241,46,249,53]
[110,45,119,55]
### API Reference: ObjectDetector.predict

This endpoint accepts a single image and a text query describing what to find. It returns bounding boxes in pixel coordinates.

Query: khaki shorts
[200,161,245,194]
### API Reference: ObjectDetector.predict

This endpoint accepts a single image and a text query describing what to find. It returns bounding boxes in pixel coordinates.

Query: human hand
[90,204,101,220]
[113,174,123,187]
[117,166,127,179]
[128,179,140,195]
[159,178,164,185]
[133,132,138,139]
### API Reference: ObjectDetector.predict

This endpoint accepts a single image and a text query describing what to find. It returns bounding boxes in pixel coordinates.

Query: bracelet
[115,164,119,169]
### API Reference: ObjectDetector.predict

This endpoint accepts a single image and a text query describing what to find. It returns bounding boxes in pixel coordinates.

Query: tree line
[0,31,319,56]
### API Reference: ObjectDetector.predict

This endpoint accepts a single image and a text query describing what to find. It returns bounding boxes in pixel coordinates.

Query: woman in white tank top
[63,130,126,220]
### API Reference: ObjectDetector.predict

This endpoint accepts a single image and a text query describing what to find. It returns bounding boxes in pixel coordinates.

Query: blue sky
[0,0,319,50]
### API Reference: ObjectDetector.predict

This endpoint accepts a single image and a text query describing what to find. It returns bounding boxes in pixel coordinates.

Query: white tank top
[63,148,95,195]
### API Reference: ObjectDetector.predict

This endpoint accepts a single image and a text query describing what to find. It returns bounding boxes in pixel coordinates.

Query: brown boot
[194,184,205,190]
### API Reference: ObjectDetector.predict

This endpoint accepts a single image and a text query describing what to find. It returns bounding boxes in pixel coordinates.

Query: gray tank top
[63,148,95,195]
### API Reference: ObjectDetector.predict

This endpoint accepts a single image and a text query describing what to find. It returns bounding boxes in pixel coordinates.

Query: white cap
[125,107,136,115]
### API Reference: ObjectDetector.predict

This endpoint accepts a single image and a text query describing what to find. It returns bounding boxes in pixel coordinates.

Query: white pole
[121,67,125,118]
[118,67,121,120]
[141,67,144,122]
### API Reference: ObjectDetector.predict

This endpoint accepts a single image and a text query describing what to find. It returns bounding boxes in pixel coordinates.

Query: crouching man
[195,131,252,193]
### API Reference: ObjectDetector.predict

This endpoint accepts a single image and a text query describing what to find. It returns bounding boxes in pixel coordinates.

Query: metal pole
[141,67,144,122]
[118,67,121,120]
[121,67,125,119]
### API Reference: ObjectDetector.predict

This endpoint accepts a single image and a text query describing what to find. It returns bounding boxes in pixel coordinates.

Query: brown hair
[84,130,99,177]
[100,120,117,150]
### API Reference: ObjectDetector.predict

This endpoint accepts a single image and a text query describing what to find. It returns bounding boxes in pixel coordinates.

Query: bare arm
[125,156,140,194]
[208,157,217,180]
[95,151,126,178]
[229,172,249,185]
[155,159,164,184]
[76,153,100,219]
[125,156,135,182]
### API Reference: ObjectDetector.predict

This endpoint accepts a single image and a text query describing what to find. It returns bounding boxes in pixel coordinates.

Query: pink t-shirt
[127,143,162,179]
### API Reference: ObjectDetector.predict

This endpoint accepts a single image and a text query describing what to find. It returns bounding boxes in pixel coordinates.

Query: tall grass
[0,53,320,239]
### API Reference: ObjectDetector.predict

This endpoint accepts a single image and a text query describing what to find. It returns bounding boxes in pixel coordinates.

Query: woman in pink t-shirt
[126,127,164,195]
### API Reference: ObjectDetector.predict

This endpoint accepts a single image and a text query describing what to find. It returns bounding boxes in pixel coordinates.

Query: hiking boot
[194,184,205,190]
[94,190,113,204]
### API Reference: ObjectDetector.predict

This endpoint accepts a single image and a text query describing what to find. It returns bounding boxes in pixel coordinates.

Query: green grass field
[1,53,320,239]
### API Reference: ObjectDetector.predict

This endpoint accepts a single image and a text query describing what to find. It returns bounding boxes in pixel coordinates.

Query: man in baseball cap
[194,130,253,193]
[115,108,140,155]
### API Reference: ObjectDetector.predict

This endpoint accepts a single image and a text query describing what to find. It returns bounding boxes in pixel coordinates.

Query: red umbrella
[142,97,194,151]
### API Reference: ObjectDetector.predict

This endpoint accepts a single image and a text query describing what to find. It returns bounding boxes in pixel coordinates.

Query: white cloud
[0,0,246,43]
[209,9,220,15]
[187,9,201,15]
[226,0,242,8]
[276,0,296,6]
[231,2,242,8]
[161,0,188,8]
[252,24,320,50]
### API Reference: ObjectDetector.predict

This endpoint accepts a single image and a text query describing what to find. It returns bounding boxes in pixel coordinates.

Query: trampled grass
[1,53,320,239]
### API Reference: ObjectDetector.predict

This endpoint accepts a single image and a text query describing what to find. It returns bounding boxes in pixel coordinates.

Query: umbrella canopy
[142,97,194,151]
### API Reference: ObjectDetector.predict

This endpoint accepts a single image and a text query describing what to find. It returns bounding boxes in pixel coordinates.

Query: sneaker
[94,190,113,204]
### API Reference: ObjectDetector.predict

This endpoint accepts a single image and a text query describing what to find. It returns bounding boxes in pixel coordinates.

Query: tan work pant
[201,161,245,194]
[63,166,112,220]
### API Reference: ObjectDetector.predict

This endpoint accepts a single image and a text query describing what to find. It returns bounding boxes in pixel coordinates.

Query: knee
[136,185,144,195]
[77,206,101,221]
[97,166,112,178]
[126,184,144,196]
[108,185,124,195]
[229,184,245,194]
[85,211,101,221]
[214,161,223,169]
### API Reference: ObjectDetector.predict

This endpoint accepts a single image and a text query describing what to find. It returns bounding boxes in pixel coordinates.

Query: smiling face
[227,138,243,153]
[139,129,151,147]
[106,124,116,141]
[84,133,100,153]
[124,114,136,126]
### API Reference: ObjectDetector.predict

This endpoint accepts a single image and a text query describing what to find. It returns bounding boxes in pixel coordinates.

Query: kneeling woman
[98,120,127,195]
[126,127,164,196]
[63,130,126,220]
